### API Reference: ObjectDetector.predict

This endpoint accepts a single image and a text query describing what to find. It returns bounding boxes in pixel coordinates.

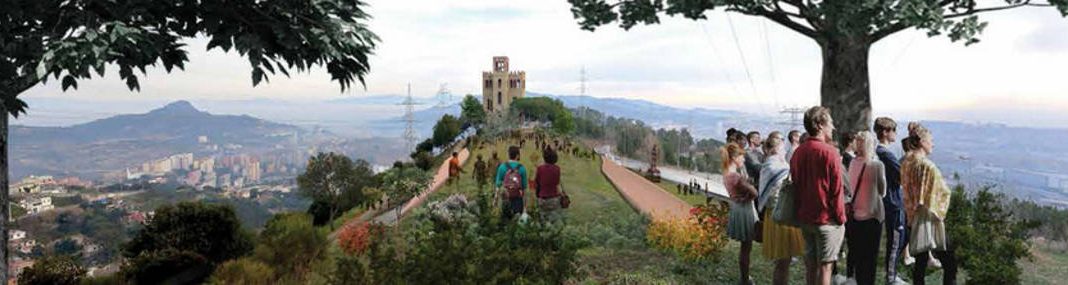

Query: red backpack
[502,163,524,198]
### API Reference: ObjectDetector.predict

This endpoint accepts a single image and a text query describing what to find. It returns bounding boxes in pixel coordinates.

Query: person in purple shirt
[874,117,907,285]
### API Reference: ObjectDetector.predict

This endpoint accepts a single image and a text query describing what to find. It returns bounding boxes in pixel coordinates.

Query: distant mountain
[10,101,311,180]
[14,101,302,145]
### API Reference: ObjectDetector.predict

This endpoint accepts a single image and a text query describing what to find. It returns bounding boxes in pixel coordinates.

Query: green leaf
[252,68,265,86]
[61,75,78,91]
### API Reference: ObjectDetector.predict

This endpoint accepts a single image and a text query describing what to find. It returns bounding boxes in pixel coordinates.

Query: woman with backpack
[757,133,805,285]
[495,146,529,220]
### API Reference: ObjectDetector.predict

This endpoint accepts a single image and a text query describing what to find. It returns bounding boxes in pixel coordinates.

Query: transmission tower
[434,83,452,108]
[400,83,420,151]
[579,66,588,96]
[779,106,805,129]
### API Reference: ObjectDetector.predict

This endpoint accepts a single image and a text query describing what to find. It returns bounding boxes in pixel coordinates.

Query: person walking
[790,106,847,285]
[756,133,804,285]
[724,142,759,285]
[845,131,887,285]
[448,151,463,186]
[901,123,957,285]
[874,117,909,285]
[534,147,565,223]
[473,154,488,190]
[495,146,529,220]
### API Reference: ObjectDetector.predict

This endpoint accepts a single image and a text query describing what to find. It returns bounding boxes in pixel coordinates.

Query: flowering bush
[337,222,385,255]
[646,203,729,261]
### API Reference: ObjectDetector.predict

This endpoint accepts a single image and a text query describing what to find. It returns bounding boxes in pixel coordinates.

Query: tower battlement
[481,56,526,114]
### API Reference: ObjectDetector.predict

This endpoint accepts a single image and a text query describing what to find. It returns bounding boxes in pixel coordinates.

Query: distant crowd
[449,131,592,224]
[723,106,954,285]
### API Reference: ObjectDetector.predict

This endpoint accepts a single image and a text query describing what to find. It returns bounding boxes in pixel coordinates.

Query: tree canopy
[460,94,487,126]
[1,0,380,116]
[17,255,85,285]
[297,153,376,225]
[569,0,1067,45]
[123,201,253,264]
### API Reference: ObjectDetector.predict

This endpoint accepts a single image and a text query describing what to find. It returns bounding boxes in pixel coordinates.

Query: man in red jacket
[790,106,846,285]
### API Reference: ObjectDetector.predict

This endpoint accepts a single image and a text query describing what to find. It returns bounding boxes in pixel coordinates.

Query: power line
[697,23,743,99]
[725,14,766,114]
[760,20,781,109]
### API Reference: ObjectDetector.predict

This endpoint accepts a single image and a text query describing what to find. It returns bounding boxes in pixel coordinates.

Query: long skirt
[761,208,805,260]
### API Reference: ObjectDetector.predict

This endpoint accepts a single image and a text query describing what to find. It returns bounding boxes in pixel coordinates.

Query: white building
[9,230,26,241]
[18,196,54,214]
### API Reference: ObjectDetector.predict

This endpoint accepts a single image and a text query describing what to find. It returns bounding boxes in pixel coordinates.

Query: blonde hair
[856,131,877,162]
[763,132,782,156]
[720,143,746,172]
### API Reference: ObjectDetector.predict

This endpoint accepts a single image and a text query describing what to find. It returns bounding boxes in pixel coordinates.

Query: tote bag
[772,178,799,227]
[909,205,947,255]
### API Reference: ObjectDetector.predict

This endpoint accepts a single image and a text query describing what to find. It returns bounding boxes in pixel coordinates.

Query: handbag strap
[849,162,867,204]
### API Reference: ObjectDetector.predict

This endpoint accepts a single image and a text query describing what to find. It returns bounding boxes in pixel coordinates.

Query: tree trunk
[819,39,873,148]
[0,105,8,283]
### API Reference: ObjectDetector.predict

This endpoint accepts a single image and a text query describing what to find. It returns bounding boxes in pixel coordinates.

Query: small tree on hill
[432,114,464,148]
[381,167,432,219]
[297,153,374,225]
[253,213,327,281]
[18,255,85,285]
[461,94,487,127]
[944,185,1038,284]
[123,202,253,265]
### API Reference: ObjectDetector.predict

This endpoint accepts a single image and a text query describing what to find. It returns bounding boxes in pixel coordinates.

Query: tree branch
[944,0,1051,19]
[733,7,819,39]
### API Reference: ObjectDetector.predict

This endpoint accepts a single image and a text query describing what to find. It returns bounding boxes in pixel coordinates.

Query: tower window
[497,92,502,105]
[497,79,501,88]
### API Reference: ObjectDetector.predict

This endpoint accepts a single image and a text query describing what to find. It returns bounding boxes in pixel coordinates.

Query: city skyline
[16,1,1068,128]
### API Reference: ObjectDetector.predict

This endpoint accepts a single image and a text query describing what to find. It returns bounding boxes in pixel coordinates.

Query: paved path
[600,155,691,220]
[597,145,728,200]
[332,148,470,230]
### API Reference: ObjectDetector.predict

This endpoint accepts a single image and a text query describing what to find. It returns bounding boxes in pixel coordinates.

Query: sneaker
[889,276,910,285]
[929,253,942,269]
[903,254,915,266]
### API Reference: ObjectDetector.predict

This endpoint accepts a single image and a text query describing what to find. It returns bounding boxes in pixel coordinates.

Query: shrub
[207,258,276,285]
[646,203,730,261]
[123,201,253,263]
[331,193,582,284]
[18,255,85,285]
[945,185,1037,284]
[337,222,386,256]
[254,213,328,280]
[120,249,212,284]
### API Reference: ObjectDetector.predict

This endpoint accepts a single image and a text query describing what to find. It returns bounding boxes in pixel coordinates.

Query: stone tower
[482,56,525,114]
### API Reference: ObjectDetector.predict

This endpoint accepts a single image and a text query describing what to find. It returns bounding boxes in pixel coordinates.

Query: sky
[18,1,1068,128]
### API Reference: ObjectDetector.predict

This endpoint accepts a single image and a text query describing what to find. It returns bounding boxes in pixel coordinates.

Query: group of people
[722,106,956,285]
[460,134,572,224]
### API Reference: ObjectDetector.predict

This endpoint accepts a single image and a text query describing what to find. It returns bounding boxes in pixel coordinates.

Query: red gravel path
[601,156,691,220]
